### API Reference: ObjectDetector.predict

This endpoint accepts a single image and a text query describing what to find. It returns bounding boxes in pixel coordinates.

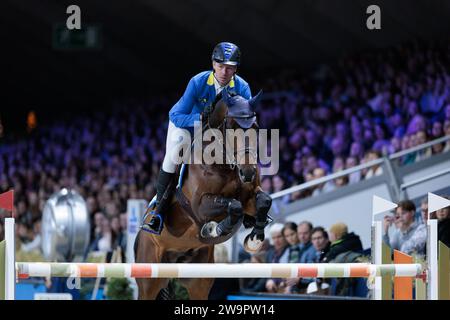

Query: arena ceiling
[1,0,450,114]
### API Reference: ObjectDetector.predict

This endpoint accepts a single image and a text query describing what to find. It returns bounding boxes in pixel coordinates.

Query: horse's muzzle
[239,166,256,183]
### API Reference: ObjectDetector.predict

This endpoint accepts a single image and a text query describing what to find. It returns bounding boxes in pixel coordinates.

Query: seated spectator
[240,251,267,293]
[388,136,402,154]
[119,212,128,250]
[436,196,450,248]
[383,200,426,256]
[271,175,290,215]
[265,223,289,293]
[285,221,316,294]
[363,150,383,179]
[21,219,42,253]
[260,177,273,194]
[324,223,366,297]
[333,175,349,188]
[322,222,363,263]
[97,217,113,252]
[209,244,240,300]
[432,140,445,154]
[311,226,330,263]
[297,221,317,263]
[308,226,331,294]
[111,215,126,258]
[17,220,32,245]
[444,120,450,152]
[85,215,113,258]
[93,211,106,240]
[311,167,334,196]
[282,222,301,263]
[417,196,436,224]
[414,130,432,161]
[345,156,361,184]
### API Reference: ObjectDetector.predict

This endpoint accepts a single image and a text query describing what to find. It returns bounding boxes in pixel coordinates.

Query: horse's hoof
[243,233,263,253]
[201,221,219,238]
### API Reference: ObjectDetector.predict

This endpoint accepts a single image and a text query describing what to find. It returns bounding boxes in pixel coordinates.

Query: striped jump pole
[16,262,423,279]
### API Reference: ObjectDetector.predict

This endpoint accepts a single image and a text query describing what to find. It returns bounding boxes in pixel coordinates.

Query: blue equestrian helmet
[211,42,241,66]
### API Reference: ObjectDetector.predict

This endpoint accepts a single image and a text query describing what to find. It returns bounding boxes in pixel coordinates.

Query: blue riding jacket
[169,71,252,128]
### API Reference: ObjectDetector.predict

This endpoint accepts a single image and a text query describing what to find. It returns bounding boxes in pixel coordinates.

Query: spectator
[241,251,268,293]
[383,200,426,256]
[21,219,42,253]
[111,215,126,255]
[271,175,289,215]
[311,226,330,263]
[286,221,317,294]
[322,222,363,263]
[260,177,272,194]
[436,196,450,248]
[119,212,128,250]
[265,223,289,293]
[282,222,301,263]
[363,150,383,179]
[311,167,334,196]
[417,196,436,223]
[97,217,113,252]
[443,120,450,152]
[345,156,361,184]
[92,211,106,243]
[414,130,432,161]
[324,223,366,297]
[308,226,331,294]
[209,244,240,299]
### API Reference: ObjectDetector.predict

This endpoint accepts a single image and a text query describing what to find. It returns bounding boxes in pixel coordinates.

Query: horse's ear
[248,90,263,109]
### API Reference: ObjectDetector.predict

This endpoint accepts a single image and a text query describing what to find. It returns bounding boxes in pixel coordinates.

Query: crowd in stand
[210,196,450,299]
[0,40,450,298]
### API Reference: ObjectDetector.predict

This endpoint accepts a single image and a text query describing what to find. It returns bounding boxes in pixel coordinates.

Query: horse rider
[144,42,253,235]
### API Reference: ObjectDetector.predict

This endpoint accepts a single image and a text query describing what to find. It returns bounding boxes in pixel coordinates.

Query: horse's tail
[156,287,173,300]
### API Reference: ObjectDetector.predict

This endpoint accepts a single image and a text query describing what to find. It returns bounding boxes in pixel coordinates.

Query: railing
[270,135,450,201]
[270,158,384,200]
[389,135,450,160]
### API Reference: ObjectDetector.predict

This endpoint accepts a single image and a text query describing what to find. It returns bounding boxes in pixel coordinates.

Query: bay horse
[134,89,272,299]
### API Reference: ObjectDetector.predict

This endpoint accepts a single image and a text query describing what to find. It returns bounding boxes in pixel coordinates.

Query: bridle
[204,111,258,172]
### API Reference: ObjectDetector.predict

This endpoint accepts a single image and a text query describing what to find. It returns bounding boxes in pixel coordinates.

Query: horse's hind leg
[135,232,169,300]
[137,278,169,300]
[182,246,215,300]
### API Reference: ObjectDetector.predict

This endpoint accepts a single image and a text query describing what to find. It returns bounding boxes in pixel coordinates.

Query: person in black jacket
[436,197,450,248]
[322,222,363,263]
[311,226,331,263]
[240,251,268,293]
[322,222,367,297]
[208,244,240,300]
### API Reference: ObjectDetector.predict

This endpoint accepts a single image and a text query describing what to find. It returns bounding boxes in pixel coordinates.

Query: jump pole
[4,218,15,300]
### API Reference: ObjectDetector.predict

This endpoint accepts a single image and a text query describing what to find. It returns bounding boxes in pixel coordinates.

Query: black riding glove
[203,104,213,117]
[201,105,213,125]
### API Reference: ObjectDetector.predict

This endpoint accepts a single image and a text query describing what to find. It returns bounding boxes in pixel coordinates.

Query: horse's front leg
[244,188,272,253]
[200,196,244,238]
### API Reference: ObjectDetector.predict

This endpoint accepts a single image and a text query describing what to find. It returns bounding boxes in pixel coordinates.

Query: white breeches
[162,121,192,173]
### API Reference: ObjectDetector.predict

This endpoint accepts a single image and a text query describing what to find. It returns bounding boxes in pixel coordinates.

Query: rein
[204,112,258,171]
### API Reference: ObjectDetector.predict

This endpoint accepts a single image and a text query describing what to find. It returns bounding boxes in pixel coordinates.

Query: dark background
[2,0,450,131]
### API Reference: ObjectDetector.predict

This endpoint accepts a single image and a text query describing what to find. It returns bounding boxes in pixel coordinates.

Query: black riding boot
[146,169,175,234]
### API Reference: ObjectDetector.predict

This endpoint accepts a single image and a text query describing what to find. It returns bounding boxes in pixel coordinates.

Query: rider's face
[213,61,237,86]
